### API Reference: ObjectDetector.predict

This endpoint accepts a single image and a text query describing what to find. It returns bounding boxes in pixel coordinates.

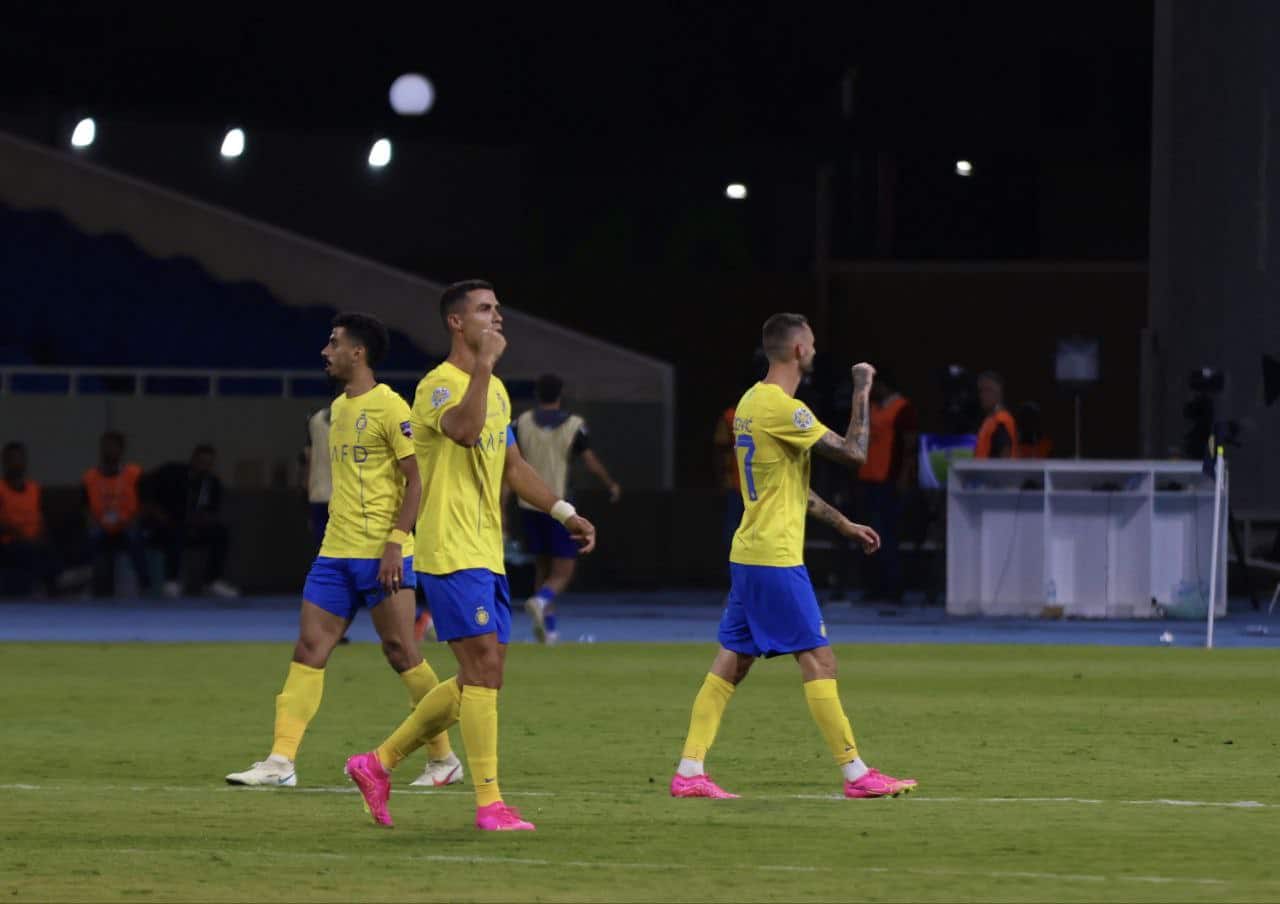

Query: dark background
[1,1,1156,487]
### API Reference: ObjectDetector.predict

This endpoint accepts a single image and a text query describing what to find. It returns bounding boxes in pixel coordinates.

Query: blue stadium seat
[0,202,430,370]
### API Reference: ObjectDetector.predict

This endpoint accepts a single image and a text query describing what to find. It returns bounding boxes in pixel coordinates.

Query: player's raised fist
[851,362,876,388]
[477,328,507,367]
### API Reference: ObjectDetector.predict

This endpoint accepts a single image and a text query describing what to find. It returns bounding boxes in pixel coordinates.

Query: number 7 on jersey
[735,434,758,501]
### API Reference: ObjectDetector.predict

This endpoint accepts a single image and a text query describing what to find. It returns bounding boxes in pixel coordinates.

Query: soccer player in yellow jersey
[670,313,919,800]
[226,313,462,789]
[345,280,597,832]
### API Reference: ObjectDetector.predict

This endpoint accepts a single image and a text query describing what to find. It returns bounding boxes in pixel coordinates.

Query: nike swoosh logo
[483,777,495,784]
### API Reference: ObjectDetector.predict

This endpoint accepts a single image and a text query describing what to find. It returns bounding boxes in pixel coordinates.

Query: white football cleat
[205,579,241,598]
[226,756,297,787]
[524,596,547,643]
[409,754,464,787]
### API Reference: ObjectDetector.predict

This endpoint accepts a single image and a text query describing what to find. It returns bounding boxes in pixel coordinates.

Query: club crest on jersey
[355,412,368,432]
[793,407,815,429]
[474,607,491,627]
[431,386,451,409]
[399,420,413,438]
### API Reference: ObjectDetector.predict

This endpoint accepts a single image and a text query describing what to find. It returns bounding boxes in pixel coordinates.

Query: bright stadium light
[220,128,245,159]
[70,117,96,148]
[368,138,392,168]
[955,159,973,177]
[725,182,748,200]
[389,73,435,116]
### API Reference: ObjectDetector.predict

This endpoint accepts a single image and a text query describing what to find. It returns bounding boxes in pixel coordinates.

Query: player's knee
[466,649,504,689]
[292,635,331,668]
[380,637,414,671]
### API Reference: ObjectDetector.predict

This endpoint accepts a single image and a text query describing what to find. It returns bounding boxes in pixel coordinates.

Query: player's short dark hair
[101,431,125,448]
[535,373,564,404]
[2,441,24,458]
[332,312,389,368]
[978,370,1004,389]
[191,443,215,458]
[440,279,494,328]
[762,313,810,362]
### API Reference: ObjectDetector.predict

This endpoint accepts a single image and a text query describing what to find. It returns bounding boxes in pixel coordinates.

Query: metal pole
[1206,446,1225,649]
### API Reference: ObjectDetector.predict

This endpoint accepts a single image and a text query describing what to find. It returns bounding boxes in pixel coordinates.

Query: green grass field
[2,641,1278,903]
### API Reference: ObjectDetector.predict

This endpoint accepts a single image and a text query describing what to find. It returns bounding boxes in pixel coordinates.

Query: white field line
[95,847,1240,888]
[105,846,816,875]
[0,783,1273,810]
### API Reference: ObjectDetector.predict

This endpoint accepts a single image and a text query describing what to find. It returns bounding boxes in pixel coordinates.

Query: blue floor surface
[2,592,1277,648]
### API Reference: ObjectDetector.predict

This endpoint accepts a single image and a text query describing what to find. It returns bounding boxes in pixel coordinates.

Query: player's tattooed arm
[807,489,881,554]
[806,489,846,530]
[812,362,874,469]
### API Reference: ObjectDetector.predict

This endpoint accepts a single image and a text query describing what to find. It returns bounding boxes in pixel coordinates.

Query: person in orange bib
[974,372,1019,459]
[0,441,59,596]
[855,372,918,602]
[83,431,151,596]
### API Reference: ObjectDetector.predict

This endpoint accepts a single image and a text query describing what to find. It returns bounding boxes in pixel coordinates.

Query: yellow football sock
[680,673,736,761]
[459,685,501,808]
[270,661,324,761]
[803,678,859,765]
[399,661,454,761]
[376,677,462,770]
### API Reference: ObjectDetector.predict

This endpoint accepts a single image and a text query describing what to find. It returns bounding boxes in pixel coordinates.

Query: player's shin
[399,660,454,760]
[678,672,736,775]
[376,676,462,769]
[459,685,501,807]
[803,679,867,780]
[271,661,324,761]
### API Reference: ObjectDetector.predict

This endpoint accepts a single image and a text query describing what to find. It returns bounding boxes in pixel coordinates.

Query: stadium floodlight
[389,73,435,116]
[725,182,748,200]
[955,159,973,177]
[368,138,392,169]
[220,128,245,159]
[70,117,96,148]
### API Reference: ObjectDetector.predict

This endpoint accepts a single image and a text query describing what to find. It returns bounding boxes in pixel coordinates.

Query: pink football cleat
[844,768,918,799]
[344,752,394,827]
[475,801,536,831]
[670,773,740,799]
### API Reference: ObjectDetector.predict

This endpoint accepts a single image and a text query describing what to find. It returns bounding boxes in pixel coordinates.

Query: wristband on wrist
[549,500,576,525]
[388,528,411,548]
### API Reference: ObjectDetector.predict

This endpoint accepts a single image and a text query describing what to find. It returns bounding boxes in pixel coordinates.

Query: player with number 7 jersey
[669,312,918,802]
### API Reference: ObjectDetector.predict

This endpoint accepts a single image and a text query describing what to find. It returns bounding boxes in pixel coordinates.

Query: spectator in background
[142,444,239,598]
[855,371,918,602]
[302,406,332,548]
[0,441,59,596]
[974,371,1019,459]
[83,431,151,596]
[511,373,620,645]
[1014,402,1053,459]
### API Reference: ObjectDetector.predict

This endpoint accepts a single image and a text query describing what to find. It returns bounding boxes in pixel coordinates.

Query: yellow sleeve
[412,371,463,435]
[386,391,415,460]
[763,394,829,450]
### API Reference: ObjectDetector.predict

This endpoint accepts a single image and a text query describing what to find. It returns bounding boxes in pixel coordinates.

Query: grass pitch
[1,641,1278,902]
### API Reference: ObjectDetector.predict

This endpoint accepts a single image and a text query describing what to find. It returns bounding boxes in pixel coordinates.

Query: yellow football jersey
[411,361,512,575]
[729,382,829,567]
[319,383,416,559]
